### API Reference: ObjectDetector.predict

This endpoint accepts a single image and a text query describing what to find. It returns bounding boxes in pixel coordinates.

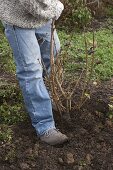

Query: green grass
[59,28,113,80]
[0,30,15,73]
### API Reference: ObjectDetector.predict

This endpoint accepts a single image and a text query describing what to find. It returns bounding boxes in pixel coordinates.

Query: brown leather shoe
[40,129,68,145]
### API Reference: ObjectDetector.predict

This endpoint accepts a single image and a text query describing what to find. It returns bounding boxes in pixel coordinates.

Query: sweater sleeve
[18,0,64,20]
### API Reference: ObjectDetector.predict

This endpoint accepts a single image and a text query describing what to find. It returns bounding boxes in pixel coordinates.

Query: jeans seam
[11,26,36,114]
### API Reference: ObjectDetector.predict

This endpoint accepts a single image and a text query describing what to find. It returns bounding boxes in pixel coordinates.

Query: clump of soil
[0,75,113,170]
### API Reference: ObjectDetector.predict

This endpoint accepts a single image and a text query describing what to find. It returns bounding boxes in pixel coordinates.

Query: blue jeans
[3,21,60,136]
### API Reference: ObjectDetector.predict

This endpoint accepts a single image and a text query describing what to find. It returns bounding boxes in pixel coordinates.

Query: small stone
[73,165,79,170]
[106,120,113,128]
[66,153,75,164]
[34,143,39,156]
[95,111,102,117]
[86,154,92,165]
[94,125,100,133]
[78,166,83,170]
[93,81,97,86]
[31,162,36,167]
[69,133,74,138]
[10,165,16,170]
[58,158,64,165]
[25,148,33,155]
[80,128,87,135]
[20,162,30,169]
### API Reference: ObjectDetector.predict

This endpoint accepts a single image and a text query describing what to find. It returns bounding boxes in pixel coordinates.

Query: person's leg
[35,20,60,76]
[4,23,55,136]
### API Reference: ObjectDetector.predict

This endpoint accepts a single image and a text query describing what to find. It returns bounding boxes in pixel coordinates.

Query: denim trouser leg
[35,21,61,75]
[4,22,60,136]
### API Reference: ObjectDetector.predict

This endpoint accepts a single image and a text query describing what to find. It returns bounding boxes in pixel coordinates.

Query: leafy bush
[60,0,92,29]
[72,6,92,27]
[60,0,113,29]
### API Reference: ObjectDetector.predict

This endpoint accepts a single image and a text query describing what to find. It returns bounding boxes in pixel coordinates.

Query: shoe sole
[41,137,69,146]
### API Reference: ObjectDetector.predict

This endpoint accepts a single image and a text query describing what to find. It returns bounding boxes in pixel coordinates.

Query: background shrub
[60,0,113,29]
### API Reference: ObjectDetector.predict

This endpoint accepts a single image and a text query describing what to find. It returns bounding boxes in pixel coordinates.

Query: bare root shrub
[43,20,97,116]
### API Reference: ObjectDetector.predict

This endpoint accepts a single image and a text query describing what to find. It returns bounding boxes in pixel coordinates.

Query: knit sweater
[0,0,64,28]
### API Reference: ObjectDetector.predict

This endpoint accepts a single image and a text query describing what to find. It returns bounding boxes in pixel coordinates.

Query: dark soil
[1,72,113,170]
[1,17,113,169]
